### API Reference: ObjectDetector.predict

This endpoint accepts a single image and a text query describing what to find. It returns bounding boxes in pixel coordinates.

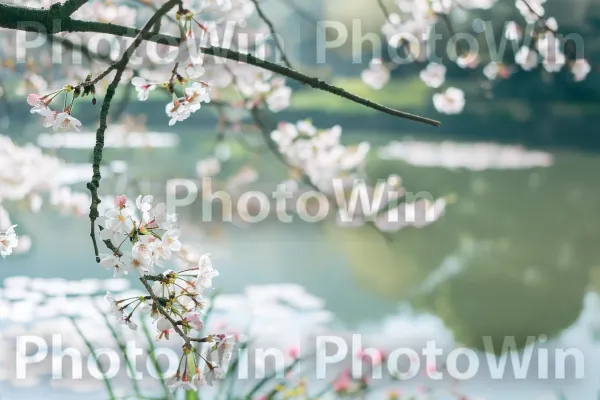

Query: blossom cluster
[27,91,83,132]
[98,194,229,390]
[361,0,593,115]
[98,195,182,277]
[269,121,447,232]
[270,120,370,193]
[132,74,212,126]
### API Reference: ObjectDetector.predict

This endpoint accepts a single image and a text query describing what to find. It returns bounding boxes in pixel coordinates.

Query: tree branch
[87,0,184,262]
[60,0,89,17]
[139,276,212,344]
[0,2,440,126]
[249,0,293,69]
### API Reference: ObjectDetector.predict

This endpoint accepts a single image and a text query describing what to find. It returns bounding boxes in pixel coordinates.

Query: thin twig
[376,0,394,22]
[518,0,557,34]
[249,0,293,69]
[139,276,213,345]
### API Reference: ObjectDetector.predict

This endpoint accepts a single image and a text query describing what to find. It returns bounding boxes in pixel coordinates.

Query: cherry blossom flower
[542,50,566,73]
[297,120,317,136]
[361,59,391,90]
[51,112,82,132]
[571,59,591,82]
[536,33,560,58]
[266,85,292,112]
[183,311,204,331]
[104,291,124,320]
[151,202,178,229]
[196,157,221,177]
[456,52,480,69]
[504,21,522,41]
[515,0,545,22]
[204,365,224,386]
[104,206,134,235]
[196,254,219,290]
[27,94,51,115]
[162,229,182,253]
[114,194,127,209]
[431,0,453,14]
[185,82,211,110]
[122,316,138,330]
[515,46,539,71]
[545,17,558,31]
[131,77,156,101]
[99,253,128,277]
[483,62,512,80]
[132,235,154,261]
[166,375,183,392]
[0,225,18,258]
[271,122,299,150]
[136,195,154,222]
[184,62,206,79]
[433,87,465,115]
[123,251,152,274]
[419,63,446,88]
[157,317,174,340]
[166,100,192,126]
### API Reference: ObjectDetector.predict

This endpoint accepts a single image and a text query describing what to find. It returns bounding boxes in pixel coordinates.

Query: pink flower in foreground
[287,345,300,359]
[27,93,42,106]
[114,195,127,209]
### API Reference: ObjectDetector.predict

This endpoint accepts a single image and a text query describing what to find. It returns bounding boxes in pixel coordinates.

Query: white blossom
[0,225,18,258]
[515,0,545,22]
[196,254,219,290]
[131,77,156,101]
[165,101,192,126]
[504,21,522,41]
[185,82,211,110]
[99,253,128,277]
[419,63,446,88]
[515,46,539,71]
[361,59,391,90]
[433,87,465,115]
[196,157,221,177]
[571,59,591,82]
[266,85,292,112]
[51,112,82,132]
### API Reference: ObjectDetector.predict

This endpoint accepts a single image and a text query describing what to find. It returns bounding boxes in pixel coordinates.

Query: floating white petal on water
[37,131,179,149]
[378,140,553,169]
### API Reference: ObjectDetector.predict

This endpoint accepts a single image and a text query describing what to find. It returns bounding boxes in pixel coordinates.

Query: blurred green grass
[291,76,430,113]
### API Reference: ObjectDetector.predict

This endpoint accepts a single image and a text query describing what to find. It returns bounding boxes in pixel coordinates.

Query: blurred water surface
[2,122,600,399]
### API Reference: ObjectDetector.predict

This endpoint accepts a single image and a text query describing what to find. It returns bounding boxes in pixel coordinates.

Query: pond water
[2,123,600,399]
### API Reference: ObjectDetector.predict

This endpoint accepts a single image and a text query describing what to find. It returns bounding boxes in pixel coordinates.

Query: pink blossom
[287,345,300,359]
[27,93,42,106]
[333,369,352,392]
[356,348,384,365]
[114,195,127,209]
[183,311,204,331]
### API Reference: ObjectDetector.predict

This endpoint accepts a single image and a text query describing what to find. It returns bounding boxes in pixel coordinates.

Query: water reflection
[4,127,600,374]
[331,145,600,350]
